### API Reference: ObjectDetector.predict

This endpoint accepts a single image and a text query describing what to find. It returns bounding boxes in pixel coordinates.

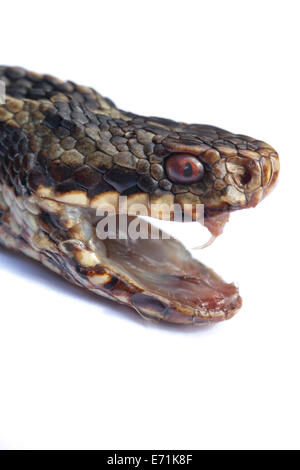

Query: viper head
[157,123,279,213]
[33,107,279,238]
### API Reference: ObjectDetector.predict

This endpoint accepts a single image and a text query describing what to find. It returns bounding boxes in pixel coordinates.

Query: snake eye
[166,153,204,184]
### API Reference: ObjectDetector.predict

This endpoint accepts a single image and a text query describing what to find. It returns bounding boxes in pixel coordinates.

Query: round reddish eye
[166,153,204,184]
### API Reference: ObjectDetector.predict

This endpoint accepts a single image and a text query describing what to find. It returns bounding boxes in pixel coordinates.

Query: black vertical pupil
[183,162,193,177]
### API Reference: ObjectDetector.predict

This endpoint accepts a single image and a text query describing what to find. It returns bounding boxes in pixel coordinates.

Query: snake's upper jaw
[203,148,279,238]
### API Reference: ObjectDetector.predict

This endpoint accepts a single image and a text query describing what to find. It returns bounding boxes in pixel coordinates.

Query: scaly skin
[0,67,279,324]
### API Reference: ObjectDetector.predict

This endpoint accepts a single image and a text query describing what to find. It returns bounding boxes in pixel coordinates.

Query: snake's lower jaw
[0,188,241,324]
[95,216,242,324]
[132,285,242,325]
[0,180,242,325]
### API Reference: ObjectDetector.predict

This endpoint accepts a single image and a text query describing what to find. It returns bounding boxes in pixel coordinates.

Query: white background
[0,0,299,450]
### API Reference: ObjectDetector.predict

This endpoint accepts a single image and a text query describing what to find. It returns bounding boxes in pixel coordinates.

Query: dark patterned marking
[104,166,137,193]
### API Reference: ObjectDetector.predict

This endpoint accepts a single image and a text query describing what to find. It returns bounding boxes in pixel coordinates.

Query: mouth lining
[94,214,242,321]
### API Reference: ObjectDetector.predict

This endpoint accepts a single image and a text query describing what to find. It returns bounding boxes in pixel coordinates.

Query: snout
[221,144,279,209]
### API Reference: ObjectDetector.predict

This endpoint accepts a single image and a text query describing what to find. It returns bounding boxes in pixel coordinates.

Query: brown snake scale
[0,66,279,324]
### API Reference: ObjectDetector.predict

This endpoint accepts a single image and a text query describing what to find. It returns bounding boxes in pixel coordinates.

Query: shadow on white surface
[0,246,215,335]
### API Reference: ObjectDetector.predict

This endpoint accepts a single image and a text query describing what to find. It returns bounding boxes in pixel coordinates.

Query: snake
[0,66,279,325]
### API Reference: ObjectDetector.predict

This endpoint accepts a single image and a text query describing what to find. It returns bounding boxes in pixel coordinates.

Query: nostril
[226,157,262,192]
[240,169,252,185]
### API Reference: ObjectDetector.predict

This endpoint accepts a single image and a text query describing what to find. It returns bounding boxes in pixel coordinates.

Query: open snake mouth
[0,182,242,324]
[101,215,242,323]
[45,200,243,324]
[0,146,279,324]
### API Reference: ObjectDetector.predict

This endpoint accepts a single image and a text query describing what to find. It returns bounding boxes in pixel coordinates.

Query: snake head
[151,123,280,235]
[0,66,281,324]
